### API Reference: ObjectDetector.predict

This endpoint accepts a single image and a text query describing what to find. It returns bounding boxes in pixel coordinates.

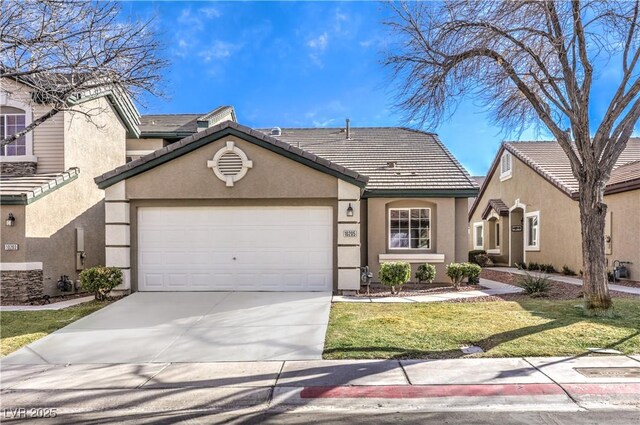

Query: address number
[343,230,358,238]
[4,243,19,251]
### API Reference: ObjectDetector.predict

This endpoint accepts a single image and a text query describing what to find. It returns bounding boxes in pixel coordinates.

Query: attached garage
[96,121,367,294]
[137,206,333,291]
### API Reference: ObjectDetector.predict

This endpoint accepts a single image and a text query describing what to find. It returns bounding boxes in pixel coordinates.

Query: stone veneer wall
[1,270,44,302]
[1,161,37,176]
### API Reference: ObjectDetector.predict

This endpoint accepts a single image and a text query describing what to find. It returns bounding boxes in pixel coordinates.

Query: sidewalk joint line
[398,360,412,385]
[522,357,583,409]
[266,361,286,408]
[136,362,171,389]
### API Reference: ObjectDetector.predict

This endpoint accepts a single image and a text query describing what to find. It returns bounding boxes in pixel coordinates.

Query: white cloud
[200,6,221,19]
[312,118,336,128]
[307,32,329,51]
[198,40,241,62]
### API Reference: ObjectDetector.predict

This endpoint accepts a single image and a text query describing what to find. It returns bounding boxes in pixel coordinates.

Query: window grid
[389,208,431,250]
[1,114,27,156]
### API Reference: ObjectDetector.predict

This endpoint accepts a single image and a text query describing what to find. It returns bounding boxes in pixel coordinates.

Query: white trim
[126,150,155,157]
[525,210,541,251]
[388,207,431,250]
[499,151,513,181]
[472,222,484,250]
[508,199,527,266]
[495,220,501,248]
[0,262,43,271]
[379,253,445,263]
[207,141,253,187]
[486,249,500,255]
[0,155,37,162]
[0,96,34,158]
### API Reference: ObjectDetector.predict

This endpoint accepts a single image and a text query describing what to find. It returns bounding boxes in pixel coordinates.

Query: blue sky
[120,1,624,176]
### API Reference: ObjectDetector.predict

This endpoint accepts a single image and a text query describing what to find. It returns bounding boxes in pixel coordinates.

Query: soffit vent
[207,141,253,187]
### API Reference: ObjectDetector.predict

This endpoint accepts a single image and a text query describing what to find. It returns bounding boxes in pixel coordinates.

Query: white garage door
[137,206,333,291]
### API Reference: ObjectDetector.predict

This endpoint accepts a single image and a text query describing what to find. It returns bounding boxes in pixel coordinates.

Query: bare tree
[0,0,166,145]
[386,1,640,315]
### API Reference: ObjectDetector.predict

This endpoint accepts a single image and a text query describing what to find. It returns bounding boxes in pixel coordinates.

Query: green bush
[562,265,577,276]
[468,249,486,264]
[526,262,540,271]
[474,253,491,267]
[517,272,550,297]
[446,262,481,288]
[379,262,411,294]
[415,264,436,284]
[79,266,123,300]
[463,263,482,284]
[539,263,556,274]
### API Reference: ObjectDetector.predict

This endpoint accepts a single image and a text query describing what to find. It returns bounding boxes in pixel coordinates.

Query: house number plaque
[343,230,358,238]
[4,243,19,251]
[511,225,523,232]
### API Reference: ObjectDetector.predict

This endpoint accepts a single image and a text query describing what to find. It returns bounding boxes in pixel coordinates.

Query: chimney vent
[387,161,398,168]
[271,127,282,136]
[345,118,351,140]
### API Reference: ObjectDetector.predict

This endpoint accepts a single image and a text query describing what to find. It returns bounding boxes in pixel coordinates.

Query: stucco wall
[0,205,26,263]
[367,197,467,283]
[605,189,640,279]
[124,135,339,199]
[126,138,166,151]
[25,97,126,294]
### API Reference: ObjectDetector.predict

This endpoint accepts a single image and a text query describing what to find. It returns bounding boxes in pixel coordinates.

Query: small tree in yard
[80,266,122,301]
[386,1,640,315]
[1,0,166,146]
[379,262,412,294]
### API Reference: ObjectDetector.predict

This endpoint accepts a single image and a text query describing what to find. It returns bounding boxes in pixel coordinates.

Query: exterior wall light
[346,203,354,217]
[6,213,16,227]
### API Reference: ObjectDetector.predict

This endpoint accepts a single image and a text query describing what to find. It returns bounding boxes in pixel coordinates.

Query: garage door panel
[138,206,333,292]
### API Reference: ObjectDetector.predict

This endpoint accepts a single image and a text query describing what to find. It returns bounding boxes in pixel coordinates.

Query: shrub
[79,266,123,301]
[515,262,526,270]
[379,262,411,294]
[468,250,486,264]
[463,262,482,284]
[446,262,481,288]
[517,272,550,297]
[446,263,466,288]
[415,264,436,284]
[527,262,540,271]
[539,263,556,274]
[562,265,577,276]
[474,253,491,267]
[607,270,615,282]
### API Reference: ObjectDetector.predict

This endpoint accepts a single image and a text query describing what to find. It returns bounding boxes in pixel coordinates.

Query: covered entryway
[137,206,333,292]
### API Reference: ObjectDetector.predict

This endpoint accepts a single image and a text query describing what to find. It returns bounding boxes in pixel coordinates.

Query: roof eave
[364,188,478,198]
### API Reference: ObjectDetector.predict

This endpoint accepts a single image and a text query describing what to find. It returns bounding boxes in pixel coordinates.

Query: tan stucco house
[469,140,640,280]
[0,77,139,301]
[95,121,478,294]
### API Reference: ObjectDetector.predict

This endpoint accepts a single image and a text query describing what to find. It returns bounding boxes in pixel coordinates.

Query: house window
[525,211,540,250]
[495,222,500,247]
[0,114,27,156]
[389,208,430,249]
[473,222,484,250]
[500,151,512,180]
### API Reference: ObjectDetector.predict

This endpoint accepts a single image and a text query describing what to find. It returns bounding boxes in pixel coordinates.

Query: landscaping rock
[461,345,484,354]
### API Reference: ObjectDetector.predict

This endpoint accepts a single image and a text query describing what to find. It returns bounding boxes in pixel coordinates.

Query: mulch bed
[3,292,92,306]
[478,269,639,302]
[609,279,640,289]
[359,282,485,297]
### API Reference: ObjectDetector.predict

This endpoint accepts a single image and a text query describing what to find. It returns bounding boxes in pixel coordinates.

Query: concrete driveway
[2,292,332,364]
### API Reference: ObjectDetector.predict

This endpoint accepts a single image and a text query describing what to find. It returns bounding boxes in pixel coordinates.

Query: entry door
[137,206,333,291]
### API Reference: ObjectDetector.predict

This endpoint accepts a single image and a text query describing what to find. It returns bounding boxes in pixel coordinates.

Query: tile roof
[139,106,235,136]
[606,160,640,194]
[481,199,510,219]
[257,127,478,193]
[505,139,640,196]
[0,169,80,205]
[96,121,368,189]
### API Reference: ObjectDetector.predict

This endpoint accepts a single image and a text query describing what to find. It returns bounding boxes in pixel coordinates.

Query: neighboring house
[469,140,640,280]
[468,175,486,212]
[95,122,478,294]
[0,77,139,302]
[125,106,236,161]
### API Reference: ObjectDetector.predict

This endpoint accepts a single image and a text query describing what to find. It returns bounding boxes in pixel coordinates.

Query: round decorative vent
[207,141,253,187]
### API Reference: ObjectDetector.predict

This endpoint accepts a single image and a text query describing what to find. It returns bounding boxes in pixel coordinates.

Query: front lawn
[0,300,111,356]
[324,298,640,359]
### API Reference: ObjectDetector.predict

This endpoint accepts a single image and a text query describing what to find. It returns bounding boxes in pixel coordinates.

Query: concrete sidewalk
[2,355,639,417]
[333,278,522,303]
[0,296,94,312]
[487,267,640,295]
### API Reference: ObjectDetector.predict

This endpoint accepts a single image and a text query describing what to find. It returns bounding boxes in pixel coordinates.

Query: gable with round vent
[207,141,253,186]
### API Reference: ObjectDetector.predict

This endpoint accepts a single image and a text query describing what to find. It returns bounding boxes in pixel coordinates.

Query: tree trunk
[578,173,612,315]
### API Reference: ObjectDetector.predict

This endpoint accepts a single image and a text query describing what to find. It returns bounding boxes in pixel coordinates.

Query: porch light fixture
[6,213,15,227]
[346,203,354,217]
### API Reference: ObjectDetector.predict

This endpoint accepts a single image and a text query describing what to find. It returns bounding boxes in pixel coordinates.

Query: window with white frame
[525,211,540,250]
[0,112,27,156]
[495,221,500,247]
[500,151,512,180]
[473,222,484,249]
[389,208,430,249]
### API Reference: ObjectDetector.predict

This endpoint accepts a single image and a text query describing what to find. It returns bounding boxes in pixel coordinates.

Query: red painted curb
[300,384,566,399]
[562,383,640,395]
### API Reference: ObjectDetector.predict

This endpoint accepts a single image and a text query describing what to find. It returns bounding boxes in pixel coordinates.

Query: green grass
[0,300,110,356]
[324,299,640,359]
